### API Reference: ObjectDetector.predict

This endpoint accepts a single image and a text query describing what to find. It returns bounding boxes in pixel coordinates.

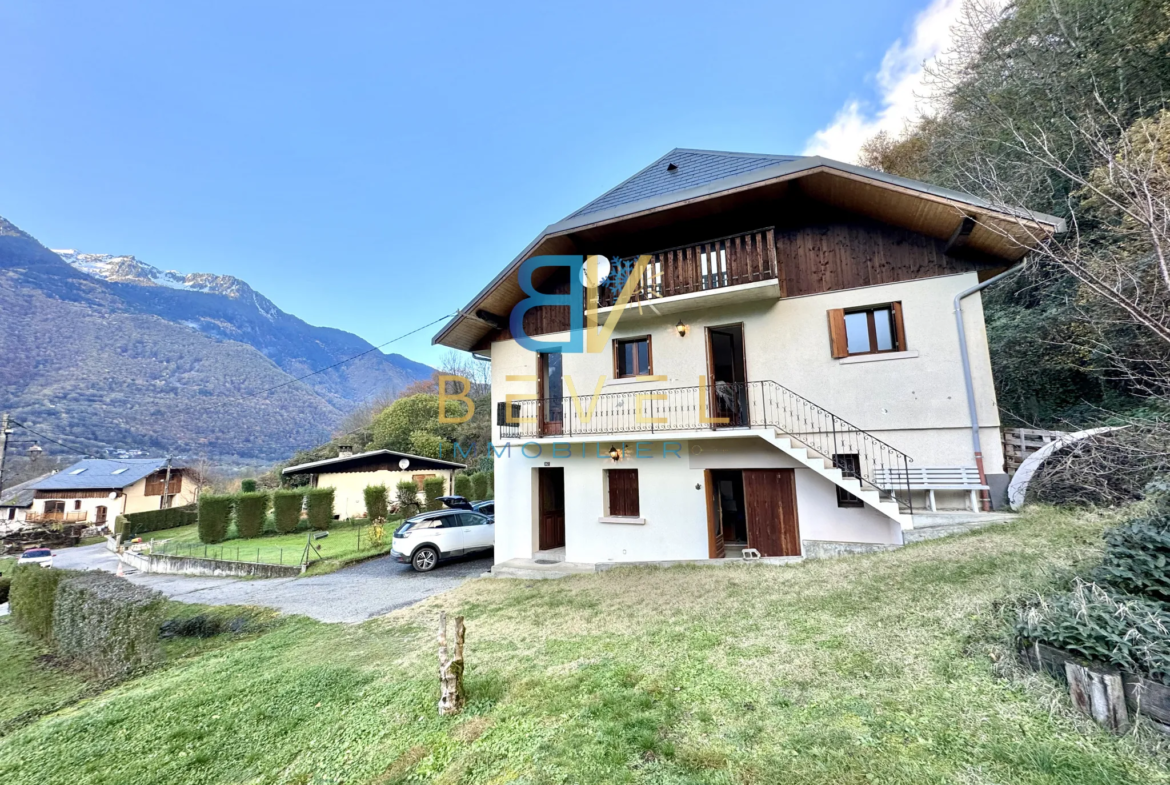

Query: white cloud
[803,0,966,162]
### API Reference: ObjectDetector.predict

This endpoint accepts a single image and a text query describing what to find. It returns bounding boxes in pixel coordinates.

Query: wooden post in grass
[438,611,466,716]
[1066,661,1129,733]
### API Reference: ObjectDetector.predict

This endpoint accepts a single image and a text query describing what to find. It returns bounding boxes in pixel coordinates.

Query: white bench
[874,466,989,512]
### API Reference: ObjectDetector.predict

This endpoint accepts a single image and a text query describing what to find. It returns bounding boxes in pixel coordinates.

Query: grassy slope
[1,508,1168,784]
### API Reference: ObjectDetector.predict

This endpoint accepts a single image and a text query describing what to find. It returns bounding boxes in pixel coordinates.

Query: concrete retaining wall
[119,550,302,578]
[801,540,900,559]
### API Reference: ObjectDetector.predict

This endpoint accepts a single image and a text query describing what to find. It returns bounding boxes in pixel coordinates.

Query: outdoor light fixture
[608,445,621,461]
[675,320,688,337]
[27,442,42,462]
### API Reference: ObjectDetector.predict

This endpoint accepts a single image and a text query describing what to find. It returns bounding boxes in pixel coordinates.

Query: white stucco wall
[316,469,453,519]
[493,437,902,564]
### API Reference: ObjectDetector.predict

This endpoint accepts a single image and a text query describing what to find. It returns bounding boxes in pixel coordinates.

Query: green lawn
[1,507,1168,784]
[138,519,394,571]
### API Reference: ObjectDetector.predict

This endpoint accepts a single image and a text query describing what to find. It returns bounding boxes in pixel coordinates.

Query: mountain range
[0,217,433,463]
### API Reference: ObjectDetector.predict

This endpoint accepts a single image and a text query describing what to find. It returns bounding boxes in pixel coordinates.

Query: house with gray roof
[0,476,47,530]
[25,458,196,528]
[433,148,1062,571]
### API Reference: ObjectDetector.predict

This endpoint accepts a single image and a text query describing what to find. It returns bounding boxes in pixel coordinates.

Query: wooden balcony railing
[26,511,88,524]
[596,227,778,309]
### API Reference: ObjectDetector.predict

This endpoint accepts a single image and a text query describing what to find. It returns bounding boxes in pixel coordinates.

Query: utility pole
[162,456,173,510]
[0,413,10,511]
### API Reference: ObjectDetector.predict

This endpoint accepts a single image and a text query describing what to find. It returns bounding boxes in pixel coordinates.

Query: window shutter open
[827,309,848,358]
[891,302,907,351]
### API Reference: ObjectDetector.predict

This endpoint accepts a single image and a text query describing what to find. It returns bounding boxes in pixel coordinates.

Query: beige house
[282,448,466,519]
[433,148,1063,568]
[27,458,197,528]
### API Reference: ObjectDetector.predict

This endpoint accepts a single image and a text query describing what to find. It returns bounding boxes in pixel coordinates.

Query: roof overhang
[434,156,1065,352]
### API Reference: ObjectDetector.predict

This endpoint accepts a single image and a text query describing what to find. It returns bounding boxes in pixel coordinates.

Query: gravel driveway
[50,543,493,623]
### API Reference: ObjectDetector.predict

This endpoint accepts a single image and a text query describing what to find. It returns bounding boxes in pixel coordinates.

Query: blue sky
[0,0,942,367]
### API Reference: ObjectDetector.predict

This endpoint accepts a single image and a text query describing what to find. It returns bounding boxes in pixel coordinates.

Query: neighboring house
[281,447,466,519]
[0,476,45,530]
[433,149,1062,567]
[26,458,197,528]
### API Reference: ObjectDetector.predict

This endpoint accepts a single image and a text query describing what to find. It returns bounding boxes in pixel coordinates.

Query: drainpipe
[954,267,1020,512]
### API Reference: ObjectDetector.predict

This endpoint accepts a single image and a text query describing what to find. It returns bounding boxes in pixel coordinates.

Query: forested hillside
[858,0,1170,427]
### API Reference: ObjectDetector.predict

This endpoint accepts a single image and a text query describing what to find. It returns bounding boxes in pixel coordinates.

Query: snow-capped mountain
[53,249,282,320]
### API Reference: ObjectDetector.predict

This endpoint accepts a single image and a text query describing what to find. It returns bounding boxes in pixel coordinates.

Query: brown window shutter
[827,309,848,358]
[891,302,907,351]
[607,469,640,517]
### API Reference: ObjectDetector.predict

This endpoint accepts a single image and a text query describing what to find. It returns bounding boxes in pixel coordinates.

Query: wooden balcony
[594,227,779,311]
[26,511,88,524]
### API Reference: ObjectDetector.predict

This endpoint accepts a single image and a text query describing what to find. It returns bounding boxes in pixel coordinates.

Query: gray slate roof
[566,149,799,220]
[29,458,175,491]
[0,475,49,508]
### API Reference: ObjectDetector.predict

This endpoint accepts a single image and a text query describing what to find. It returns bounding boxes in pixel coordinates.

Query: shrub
[423,477,445,511]
[121,504,197,537]
[9,566,71,641]
[1093,514,1170,602]
[306,487,335,530]
[0,577,9,605]
[454,473,473,500]
[273,489,304,534]
[235,492,270,539]
[395,481,420,517]
[241,479,258,493]
[160,614,222,639]
[485,471,494,500]
[364,485,388,520]
[198,494,234,543]
[470,472,488,501]
[113,514,130,539]
[53,571,165,678]
[1017,580,1170,683]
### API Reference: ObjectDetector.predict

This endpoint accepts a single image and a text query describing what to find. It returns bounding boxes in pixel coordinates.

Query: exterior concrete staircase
[757,429,914,530]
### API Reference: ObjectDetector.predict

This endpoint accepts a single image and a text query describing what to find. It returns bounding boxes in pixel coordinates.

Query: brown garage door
[743,469,801,557]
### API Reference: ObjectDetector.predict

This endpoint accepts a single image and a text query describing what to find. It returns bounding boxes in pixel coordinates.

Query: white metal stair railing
[760,431,914,530]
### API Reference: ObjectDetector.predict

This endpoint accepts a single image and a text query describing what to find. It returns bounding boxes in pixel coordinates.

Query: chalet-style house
[282,447,466,519]
[433,149,1062,568]
[26,458,196,527]
[0,476,43,530]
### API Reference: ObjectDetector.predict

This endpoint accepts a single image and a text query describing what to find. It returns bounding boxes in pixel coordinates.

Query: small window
[613,336,652,378]
[73,500,82,510]
[606,469,640,517]
[834,454,864,508]
[69,468,87,475]
[828,304,905,358]
[413,474,431,490]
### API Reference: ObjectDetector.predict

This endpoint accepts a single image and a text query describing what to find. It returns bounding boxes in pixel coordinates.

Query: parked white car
[17,548,53,568]
[391,509,494,572]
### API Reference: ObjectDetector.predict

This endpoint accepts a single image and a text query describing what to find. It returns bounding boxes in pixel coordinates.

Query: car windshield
[22,549,50,558]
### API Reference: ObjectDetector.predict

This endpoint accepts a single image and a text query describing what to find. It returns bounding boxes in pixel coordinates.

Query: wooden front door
[743,469,801,557]
[704,470,725,558]
[95,506,108,524]
[538,467,565,550]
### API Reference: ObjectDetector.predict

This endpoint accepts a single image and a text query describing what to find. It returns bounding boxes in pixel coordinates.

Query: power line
[8,419,140,464]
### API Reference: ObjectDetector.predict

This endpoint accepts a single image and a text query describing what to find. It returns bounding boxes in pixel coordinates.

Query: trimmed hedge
[235,492,270,539]
[198,494,234,543]
[395,481,420,518]
[454,474,473,500]
[306,487,334,530]
[423,477,445,511]
[484,471,494,500]
[9,566,72,641]
[364,485,388,520]
[273,489,304,533]
[120,504,198,538]
[1093,515,1170,602]
[470,472,488,502]
[53,571,165,678]
[241,479,258,493]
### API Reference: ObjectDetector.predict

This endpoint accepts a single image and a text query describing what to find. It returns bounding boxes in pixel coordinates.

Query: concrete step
[491,558,597,580]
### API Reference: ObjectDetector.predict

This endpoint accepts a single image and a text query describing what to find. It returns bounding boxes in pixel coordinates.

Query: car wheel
[411,546,439,572]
